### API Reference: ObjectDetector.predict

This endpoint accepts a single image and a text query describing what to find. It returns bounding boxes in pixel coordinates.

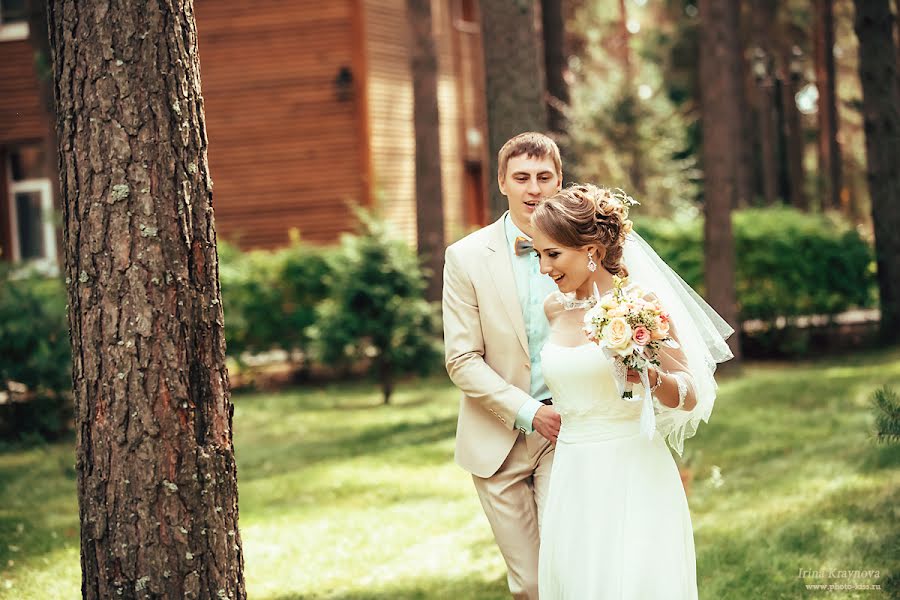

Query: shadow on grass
[695,462,899,600]
[236,414,459,483]
[262,573,509,600]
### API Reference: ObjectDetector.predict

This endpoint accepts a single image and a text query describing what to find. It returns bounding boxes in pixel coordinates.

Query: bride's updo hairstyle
[532,183,635,276]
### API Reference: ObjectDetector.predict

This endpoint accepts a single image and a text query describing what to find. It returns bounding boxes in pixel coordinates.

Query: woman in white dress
[530,184,733,599]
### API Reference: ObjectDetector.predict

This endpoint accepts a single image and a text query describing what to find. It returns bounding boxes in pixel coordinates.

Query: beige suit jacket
[443,213,535,478]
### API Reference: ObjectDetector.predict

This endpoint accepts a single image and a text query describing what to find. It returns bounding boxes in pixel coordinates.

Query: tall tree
[814,0,843,211]
[778,25,809,210]
[48,2,246,598]
[407,0,445,301]
[733,2,755,209]
[698,0,743,360]
[541,0,570,143]
[479,0,548,216]
[853,0,900,342]
[749,0,781,206]
[615,0,644,194]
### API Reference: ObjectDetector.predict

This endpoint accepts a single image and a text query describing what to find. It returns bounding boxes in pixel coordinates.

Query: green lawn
[1,348,899,599]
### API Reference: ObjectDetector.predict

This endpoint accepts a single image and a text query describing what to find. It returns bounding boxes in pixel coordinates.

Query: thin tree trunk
[407,0,445,302]
[616,0,644,194]
[698,0,743,361]
[853,0,900,342]
[48,1,246,598]
[814,0,843,211]
[480,0,548,217]
[541,0,569,140]
[779,29,808,210]
[751,0,780,205]
[734,0,754,208]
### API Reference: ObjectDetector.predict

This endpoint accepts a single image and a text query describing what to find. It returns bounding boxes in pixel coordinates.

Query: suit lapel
[485,214,529,357]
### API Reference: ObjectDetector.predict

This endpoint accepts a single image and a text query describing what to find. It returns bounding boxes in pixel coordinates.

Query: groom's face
[499,154,561,235]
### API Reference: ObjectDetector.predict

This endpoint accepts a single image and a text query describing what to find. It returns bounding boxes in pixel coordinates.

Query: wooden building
[0,0,489,268]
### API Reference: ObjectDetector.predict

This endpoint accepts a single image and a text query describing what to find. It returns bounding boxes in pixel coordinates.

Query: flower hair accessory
[593,187,638,235]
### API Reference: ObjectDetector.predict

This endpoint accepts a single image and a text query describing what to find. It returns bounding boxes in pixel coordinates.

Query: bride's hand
[626,367,656,385]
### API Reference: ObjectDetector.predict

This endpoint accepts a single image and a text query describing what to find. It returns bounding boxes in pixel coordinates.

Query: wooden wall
[0,40,45,145]
[361,0,475,246]
[194,0,367,248]
[0,38,50,261]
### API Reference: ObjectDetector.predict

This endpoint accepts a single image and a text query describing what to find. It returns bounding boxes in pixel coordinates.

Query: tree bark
[48,1,246,598]
[479,0,548,217]
[733,0,754,208]
[853,0,900,342]
[698,0,743,360]
[407,0,445,302]
[814,0,843,211]
[616,0,644,195]
[778,28,808,210]
[750,0,780,205]
[541,0,569,139]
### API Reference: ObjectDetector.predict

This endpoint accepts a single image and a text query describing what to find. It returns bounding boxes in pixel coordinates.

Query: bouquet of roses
[583,275,678,400]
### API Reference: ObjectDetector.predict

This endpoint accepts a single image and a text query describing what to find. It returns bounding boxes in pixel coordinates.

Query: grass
[1,348,899,599]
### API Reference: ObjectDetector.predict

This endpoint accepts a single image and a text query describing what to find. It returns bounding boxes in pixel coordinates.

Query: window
[6,147,57,273]
[0,0,30,41]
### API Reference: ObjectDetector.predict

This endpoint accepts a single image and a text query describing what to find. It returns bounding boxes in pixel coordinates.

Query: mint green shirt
[504,213,557,432]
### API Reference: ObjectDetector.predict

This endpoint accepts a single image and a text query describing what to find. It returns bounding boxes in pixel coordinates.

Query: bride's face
[532,229,599,295]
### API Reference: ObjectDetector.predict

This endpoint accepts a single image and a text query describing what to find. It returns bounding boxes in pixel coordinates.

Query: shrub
[219,235,330,376]
[0,265,72,440]
[636,207,875,355]
[312,209,442,403]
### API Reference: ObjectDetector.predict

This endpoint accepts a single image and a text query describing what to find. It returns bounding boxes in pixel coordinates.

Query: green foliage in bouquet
[0,264,72,440]
[872,386,900,444]
[312,209,442,403]
[219,235,330,376]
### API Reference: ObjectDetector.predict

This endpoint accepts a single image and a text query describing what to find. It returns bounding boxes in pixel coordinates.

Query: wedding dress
[537,332,697,599]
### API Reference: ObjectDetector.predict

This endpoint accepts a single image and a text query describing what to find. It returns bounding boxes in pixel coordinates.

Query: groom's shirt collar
[503,212,530,257]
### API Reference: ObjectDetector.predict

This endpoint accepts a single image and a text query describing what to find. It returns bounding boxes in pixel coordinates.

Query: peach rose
[603,317,633,356]
[651,315,670,340]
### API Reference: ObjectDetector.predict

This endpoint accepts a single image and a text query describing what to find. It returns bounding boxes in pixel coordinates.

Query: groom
[443,132,563,599]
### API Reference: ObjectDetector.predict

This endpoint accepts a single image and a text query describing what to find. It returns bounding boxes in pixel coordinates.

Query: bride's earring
[587,252,597,272]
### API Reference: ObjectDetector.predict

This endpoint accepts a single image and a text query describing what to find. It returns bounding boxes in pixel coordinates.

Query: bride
[530,184,733,599]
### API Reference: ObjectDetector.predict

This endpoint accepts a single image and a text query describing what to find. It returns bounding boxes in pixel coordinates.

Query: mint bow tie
[514,236,533,256]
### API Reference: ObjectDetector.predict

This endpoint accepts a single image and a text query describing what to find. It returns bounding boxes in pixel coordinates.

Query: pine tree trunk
[814,0,843,211]
[541,0,569,139]
[779,30,808,211]
[751,0,780,206]
[853,0,900,342]
[698,0,743,360]
[48,1,246,598]
[407,0,445,302]
[479,0,548,217]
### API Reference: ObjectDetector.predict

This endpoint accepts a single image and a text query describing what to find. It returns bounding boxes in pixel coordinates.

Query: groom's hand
[532,405,561,444]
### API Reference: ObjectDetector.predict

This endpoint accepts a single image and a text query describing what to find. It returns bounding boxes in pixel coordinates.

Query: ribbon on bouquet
[608,352,657,440]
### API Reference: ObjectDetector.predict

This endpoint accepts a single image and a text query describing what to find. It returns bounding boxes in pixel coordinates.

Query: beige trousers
[472,431,555,600]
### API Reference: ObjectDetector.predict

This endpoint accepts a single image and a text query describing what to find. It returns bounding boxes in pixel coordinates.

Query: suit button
[524,363,531,370]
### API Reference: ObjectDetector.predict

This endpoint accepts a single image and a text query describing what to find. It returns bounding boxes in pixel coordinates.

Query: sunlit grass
[1,348,898,599]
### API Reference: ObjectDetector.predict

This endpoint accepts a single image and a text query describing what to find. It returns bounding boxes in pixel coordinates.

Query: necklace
[561,293,597,311]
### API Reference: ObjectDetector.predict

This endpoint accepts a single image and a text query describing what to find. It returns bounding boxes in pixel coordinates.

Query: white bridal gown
[538,340,698,600]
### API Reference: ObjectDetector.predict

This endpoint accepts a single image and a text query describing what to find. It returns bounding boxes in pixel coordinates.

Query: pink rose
[632,326,651,346]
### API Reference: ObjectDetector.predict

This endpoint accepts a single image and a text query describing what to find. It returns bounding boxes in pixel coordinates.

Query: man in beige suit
[443,132,563,599]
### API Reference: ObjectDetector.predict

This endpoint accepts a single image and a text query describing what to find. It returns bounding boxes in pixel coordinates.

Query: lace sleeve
[628,277,728,456]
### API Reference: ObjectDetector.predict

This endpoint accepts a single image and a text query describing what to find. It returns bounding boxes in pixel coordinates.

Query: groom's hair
[498,132,562,181]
